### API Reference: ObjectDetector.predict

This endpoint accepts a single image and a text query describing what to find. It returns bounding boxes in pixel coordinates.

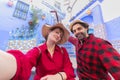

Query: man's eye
[73,30,76,33]
[77,28,81,30]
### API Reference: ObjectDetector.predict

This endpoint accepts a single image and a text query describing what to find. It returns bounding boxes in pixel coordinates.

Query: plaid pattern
[69,34,120,80]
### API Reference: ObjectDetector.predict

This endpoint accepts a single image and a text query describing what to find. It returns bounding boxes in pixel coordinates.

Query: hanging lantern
[86,9,91,15]
[30,0,32,2]
[7,0,13,7]
[41,14,46,20]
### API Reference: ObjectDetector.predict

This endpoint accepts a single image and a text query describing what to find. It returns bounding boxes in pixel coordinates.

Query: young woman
[0,23,76,80]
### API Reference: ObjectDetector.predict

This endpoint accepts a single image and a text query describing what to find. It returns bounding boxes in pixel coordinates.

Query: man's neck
[79,40,83,45]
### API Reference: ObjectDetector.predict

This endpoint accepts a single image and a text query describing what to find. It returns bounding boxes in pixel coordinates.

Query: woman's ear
[47,30,51,35]
[47,30,51,37]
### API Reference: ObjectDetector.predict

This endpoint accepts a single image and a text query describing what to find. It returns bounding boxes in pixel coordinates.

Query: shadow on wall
[0,30,9,51]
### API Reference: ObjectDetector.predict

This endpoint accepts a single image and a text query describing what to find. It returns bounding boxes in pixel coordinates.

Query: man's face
[72,23,88,40]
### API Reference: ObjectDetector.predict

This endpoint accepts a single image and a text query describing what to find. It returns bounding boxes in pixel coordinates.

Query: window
[13,1,29,20]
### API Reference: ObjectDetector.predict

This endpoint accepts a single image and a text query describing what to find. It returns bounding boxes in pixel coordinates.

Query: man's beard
[75,32,86,40]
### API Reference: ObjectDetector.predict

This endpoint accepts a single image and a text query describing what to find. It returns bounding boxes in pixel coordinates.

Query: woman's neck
[46,41,55,56]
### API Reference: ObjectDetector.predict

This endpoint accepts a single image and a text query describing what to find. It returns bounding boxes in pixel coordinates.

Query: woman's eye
[56,32,58,33]
[56,32,59,34]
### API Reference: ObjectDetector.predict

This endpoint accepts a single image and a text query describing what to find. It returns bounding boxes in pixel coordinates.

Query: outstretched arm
[68,36,78,46]
[0,50,17,80]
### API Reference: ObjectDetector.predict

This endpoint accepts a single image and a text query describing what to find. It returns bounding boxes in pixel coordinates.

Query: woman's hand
[40,74,61,80]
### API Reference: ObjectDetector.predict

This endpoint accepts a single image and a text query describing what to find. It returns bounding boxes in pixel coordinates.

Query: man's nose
[75,30,79,34]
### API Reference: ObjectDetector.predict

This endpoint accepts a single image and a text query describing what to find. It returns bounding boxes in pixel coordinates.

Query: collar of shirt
[81,34,94,44]
[39,42,61,53]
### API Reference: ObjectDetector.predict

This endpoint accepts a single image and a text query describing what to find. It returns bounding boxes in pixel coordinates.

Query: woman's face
[48,28,63,44]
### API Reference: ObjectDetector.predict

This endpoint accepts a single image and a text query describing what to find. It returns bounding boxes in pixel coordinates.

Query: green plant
[28,6,42,30]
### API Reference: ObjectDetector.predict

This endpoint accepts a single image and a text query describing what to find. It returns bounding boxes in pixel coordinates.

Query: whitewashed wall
[101,0,120,22]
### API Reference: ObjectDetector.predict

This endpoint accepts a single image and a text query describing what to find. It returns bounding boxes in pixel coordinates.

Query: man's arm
[68,36,78,46]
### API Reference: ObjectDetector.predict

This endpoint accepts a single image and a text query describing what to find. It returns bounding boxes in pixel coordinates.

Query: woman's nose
[58,34,61,37]
[57,33,62,38]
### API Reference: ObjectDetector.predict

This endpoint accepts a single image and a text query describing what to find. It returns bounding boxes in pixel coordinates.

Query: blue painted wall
[80,4,104,26]
[105,17,120,40]
[91,5,104,25]
[0,1,29,31]
[80,4,120,41]
[0,1,55,50]
[0,30,9,50]
[81,15,93,24]
[36,14,54,45]
[80,4,104,34]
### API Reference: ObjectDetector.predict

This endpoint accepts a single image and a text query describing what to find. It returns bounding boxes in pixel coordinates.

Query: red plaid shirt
[69,34,120,80]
